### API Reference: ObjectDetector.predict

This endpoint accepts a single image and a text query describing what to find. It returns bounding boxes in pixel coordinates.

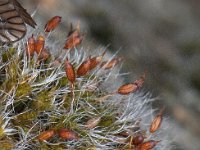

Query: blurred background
[20,0,200,149]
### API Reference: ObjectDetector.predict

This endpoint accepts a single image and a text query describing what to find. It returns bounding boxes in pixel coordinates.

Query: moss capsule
[45,16,62,32]
[58,128,79,141]
[77,57,91,77]
[89,51,106,70]
[65,58,76,83]
[35,35,45,54]
[37,129,56,141]
[138,140,160,150]
[26,34,35,56]
[150,108,164,133]
[118,72,146,95]
[101,57,122,70]
[64,24,84,49]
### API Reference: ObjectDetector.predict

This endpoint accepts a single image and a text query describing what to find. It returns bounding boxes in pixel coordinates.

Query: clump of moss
[0,16,171,150]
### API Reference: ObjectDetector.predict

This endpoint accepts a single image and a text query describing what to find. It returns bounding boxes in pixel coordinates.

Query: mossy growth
[0,17,170,150]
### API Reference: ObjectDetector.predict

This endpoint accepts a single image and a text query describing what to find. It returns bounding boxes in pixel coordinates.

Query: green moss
[2,48,16,63]
[31,89,55,111]
[85,147,97,150]
[58,77,68,87]
[0,126,5,138]
[99,115,116,127]
[51,145,65,150]
[7,61,20,80]
[39,143,49,150]
[2,79,16,93]
[0,22,159,149]
[16,111,38,121]
[0,140,14,150]
[15,83,32,98]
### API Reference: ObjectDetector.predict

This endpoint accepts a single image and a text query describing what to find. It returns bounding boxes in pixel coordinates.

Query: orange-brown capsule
[45,16,62,32]
[138,140,160,150]
[64,25,84,49]
[89,51,106,70]
[118,83,138,95]
[26,35,35,56]
[101,57,123,70]
[77,57,91,77]
[132,134,144,146]
[85,117,101,129]
[65,58,76,83]
[118,73,146,95]
[149,108,164,133]
[37,129,56,141]
[35,35,45,54]
[58,129,79,141]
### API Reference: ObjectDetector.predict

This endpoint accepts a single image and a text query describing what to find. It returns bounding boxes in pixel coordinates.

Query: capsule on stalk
[118,72,146,95]
[65,58,76,83]
[88,51,106,70]
[77,57,91,77]
[101,57,122,70]
[64,24,84,49]
[118,83,138,95]
[35,35,45,54]
[138,140,160,150]
[45,16,62,32]
[58,128,79,141]
[37,129,56,141]
[149,107,164,133]
[26,35,35,56]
